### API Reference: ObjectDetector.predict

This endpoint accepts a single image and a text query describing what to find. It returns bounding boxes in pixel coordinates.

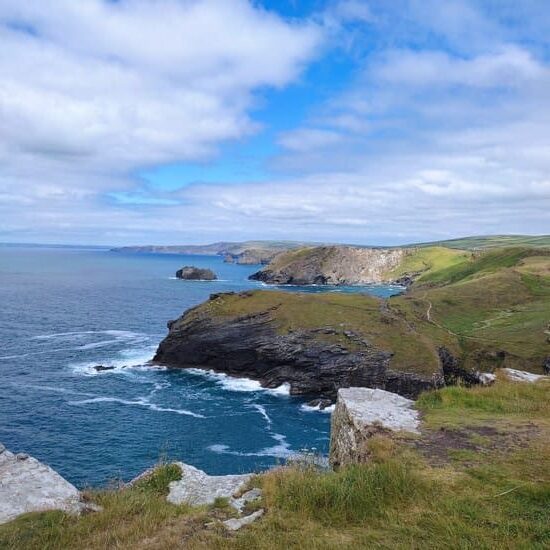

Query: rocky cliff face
[153,292,444,400]
[249,246,407,285]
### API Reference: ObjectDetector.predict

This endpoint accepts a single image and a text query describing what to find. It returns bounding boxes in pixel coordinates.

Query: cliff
[155,247,550,400]
[153,290,453,400]
[249,246,407,285]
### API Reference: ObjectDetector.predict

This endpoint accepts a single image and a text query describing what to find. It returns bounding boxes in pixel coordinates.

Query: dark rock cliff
[153,293,446,401]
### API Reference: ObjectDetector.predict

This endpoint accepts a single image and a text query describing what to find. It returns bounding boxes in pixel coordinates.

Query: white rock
[167,463,252,507]
[502,368,548,383]
[477,372,496,385]
[329,388,420,467]
[223,509,264,531]
[231,488,262,513]
[0,445,83,524]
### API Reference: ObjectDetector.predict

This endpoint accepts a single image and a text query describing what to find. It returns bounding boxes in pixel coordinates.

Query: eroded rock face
[329,388,419,468]
[175,266,217,280]
[249,246,407,285]
[154,297,440,400]
[0,444,84,524]
[167,463,252,507]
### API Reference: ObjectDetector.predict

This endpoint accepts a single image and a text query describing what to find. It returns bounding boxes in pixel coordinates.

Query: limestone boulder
[0,444,84,524]
[329,388,420,468]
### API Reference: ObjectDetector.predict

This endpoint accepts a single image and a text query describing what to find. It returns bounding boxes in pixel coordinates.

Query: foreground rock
[250,245,407,285]
[167,463,252,507]
[502,368,549,383]
[175,266,217,281]
[329,388,420,468]
[0,443,85,524]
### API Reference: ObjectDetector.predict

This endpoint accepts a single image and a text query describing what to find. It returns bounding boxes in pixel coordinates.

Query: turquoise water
[0,247,402,488]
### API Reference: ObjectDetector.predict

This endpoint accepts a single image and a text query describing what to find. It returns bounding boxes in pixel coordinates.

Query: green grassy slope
[385,246,469,282]
[412,234,550,250]
[393,247,550,373]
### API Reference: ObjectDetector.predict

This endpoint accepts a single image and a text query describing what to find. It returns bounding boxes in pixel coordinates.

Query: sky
[0,0,549,246]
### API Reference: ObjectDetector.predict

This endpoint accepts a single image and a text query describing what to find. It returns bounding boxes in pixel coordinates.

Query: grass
[386,246,470,282]
[412,234,550,250]
[0,464,203,550]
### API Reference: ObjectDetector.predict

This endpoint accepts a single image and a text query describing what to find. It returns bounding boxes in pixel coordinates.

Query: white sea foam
[33,330,143,341]
[300,403,335,414]
[186,368,290,396]
[70,345,158,376]
[69,396,205,418]
[208,432,294,459]
[251,404,272,426]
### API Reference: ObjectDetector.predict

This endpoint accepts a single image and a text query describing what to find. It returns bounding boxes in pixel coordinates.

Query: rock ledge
[0,444,85,524]
[329,388,419,468]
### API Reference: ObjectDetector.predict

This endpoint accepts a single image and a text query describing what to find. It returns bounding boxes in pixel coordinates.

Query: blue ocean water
[0,247,402,488]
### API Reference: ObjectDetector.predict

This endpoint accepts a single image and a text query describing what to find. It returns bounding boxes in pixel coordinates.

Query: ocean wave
[33,330,144,341]
[251,403,272,426]
[70,345,159,376]
[68,396,205,418]
[208,432,293,459]
[300,403,335,414]
[185,368,290,396]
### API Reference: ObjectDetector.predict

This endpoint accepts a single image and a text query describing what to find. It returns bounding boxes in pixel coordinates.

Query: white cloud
[0,0,321,179]
[0,0,548,246]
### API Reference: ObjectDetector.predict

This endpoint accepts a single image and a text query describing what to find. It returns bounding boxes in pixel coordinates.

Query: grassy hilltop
[209,246,550,376]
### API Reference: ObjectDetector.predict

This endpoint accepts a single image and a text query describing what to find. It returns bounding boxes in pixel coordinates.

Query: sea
[0,246,403,488]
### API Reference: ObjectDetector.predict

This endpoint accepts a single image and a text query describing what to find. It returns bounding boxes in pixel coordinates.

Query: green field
[411,234,550,250]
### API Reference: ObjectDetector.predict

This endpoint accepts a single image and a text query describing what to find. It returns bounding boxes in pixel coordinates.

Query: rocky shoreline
[153,291,454,402]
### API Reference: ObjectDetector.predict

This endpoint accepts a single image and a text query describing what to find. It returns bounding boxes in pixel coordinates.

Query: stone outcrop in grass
[329,388,420,468]
[167,463,252,507]
[0,443,86,524]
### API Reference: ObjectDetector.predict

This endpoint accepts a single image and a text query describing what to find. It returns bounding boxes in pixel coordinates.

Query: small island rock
[175,266,217,280]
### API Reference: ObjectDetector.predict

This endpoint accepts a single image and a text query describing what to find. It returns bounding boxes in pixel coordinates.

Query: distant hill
[111,240,316,265]
[411,235,550,250]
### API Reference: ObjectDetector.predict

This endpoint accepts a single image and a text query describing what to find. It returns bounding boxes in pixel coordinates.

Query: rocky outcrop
[167,463,252,507]
[329,388,419,468]
[249,246,407,285]
[153,293,443,401]
[502,368,549,383]
[0,443,87,524]
[175,266,217,280]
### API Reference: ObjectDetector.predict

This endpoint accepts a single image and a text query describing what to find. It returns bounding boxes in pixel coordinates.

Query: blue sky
[0,0,549,245]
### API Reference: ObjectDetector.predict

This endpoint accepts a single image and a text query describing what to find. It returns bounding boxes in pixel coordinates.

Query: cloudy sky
[1,0,549,245]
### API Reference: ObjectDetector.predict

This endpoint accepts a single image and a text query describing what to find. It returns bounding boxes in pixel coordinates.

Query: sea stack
[175,266,217,280]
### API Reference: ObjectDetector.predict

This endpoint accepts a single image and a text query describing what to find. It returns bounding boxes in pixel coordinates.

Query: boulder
[329,388,419,468]
[175,266,217,281]
[223,509,264,531]
[502,368,548,383]
[167,463,252,507]
[0,444,85,524]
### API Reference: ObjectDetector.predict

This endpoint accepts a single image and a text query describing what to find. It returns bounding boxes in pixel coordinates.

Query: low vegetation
[2,378,548,549]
